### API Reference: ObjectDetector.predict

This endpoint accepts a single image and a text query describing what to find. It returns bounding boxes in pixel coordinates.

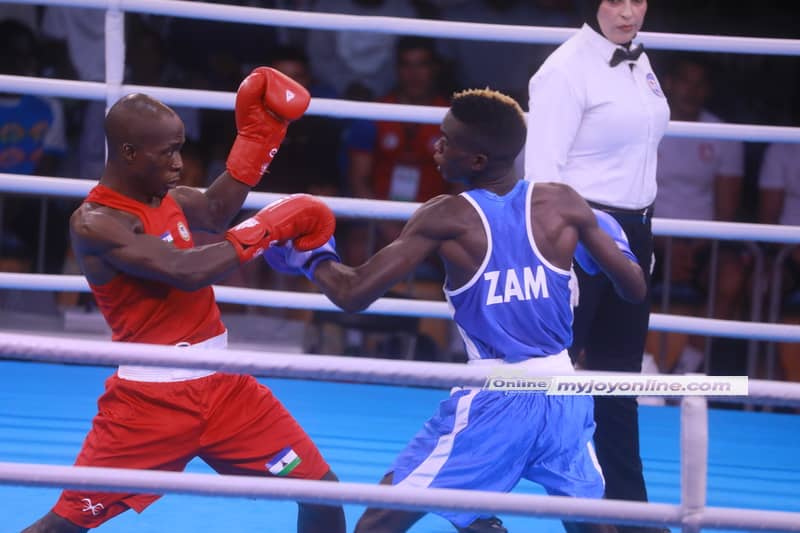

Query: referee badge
[646,73,663,97]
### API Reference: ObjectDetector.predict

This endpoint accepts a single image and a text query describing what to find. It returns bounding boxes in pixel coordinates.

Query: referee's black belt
[587,200,654,223]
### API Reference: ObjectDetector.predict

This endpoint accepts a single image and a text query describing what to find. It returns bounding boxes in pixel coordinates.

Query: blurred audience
[650,54,751,375]
[437,0,576,106]
[306,0,418,101]
[1,2,800,369]
[338,35,454,357]
[0,19,69,274]
[257,45,344,197]
[758,141,800,381]
[0,231,58,314]
[343,36,451,266]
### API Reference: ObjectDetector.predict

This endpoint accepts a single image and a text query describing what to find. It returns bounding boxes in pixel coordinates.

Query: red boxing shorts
[52,372,329,528]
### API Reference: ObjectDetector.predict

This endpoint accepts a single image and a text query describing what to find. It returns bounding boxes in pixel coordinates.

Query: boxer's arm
[170,175,250,234]
[569,197,646,303]
[172,67,310,233]
[71,206,240,291]
[312,196,451,313]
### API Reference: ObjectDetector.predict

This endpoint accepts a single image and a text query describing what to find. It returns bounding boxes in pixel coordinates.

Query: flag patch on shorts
[266,447,301,476]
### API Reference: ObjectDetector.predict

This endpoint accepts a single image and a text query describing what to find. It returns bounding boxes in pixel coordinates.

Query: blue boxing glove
[574,209,638,275]
[264,236,341,280]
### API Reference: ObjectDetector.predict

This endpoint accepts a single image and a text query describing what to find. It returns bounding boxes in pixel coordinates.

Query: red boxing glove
[225,194,336,264]
[226,67,311,187]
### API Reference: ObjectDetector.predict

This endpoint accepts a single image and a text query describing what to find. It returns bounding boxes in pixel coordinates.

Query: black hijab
[577,0,603,34]
[578,0,638,49]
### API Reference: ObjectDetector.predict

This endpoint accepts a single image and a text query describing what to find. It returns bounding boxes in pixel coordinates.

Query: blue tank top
[444,180,574,363]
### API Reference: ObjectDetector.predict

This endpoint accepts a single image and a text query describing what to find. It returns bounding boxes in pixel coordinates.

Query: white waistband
[467,350,575,375]
[117,331,227,382]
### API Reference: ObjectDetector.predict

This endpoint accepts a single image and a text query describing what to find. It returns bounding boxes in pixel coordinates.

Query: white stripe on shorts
[396,388,477,489]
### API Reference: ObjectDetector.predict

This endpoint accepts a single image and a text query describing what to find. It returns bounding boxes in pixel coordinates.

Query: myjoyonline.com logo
[484,372,748,397]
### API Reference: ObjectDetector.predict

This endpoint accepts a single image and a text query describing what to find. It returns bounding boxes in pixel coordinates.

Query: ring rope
[0,461,796,530]
[2,272,800,342]
[2,74,800,144]
[1,332,798,406]
[6,0,800,56]
[2,174,800,244]
[0,462,683,529]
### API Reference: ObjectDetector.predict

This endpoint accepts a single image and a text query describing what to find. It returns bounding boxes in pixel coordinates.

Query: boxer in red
[22,67,345,533]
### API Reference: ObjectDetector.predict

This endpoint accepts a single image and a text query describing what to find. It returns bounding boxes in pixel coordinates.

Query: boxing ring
[2,0,800,531]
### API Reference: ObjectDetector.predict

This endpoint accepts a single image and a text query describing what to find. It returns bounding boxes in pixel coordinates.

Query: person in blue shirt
[267,88,645,533]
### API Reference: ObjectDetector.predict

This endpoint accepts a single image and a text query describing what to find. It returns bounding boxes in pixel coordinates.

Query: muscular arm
[170,171,251,233]
[313,196,452,312]
[71,204,240,291]
[563,188,647,302]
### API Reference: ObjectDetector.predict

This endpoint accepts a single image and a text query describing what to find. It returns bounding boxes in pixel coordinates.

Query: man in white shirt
[653,54,750,374]
[525,2,670,530]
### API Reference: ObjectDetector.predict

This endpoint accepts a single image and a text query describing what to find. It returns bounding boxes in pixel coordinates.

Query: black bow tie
[609,44,644,67]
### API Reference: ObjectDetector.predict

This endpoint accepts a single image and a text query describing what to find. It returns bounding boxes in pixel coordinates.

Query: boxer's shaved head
[105,94,178,159]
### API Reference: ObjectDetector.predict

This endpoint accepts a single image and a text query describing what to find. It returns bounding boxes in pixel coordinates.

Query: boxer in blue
[267,89,645,533]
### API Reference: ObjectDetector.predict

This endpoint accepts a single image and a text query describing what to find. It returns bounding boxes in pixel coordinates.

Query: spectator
[0,231,58,314]
[41,6,106,83]
[438,0,577,105]
[337,36,454,357]
[652,54,750,374]
[344,36,452,265]
[0,19,67,177]
[758,141,800,381]
[0,19,69,274]
[306,0,418,101]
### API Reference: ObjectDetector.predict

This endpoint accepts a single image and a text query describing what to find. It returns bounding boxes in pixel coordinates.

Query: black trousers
[570,208,654,507]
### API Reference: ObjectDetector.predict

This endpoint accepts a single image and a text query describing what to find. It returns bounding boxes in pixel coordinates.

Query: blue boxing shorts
[390,388,604,528]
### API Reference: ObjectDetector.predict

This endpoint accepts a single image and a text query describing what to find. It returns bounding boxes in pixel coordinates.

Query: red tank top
[85,185,225,344]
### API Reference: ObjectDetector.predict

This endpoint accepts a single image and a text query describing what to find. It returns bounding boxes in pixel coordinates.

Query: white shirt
[41,7,106,82]
[524,24,670,209]
[655,110,744,221]
[758,142,800,226]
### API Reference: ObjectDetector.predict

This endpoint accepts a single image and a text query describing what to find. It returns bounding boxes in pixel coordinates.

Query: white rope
[0,462,680,528]
[680,397,707,533]
[2,74,799,144]
[0,461,797,531]
[1,332,798,406]
[2,174,800,244]
[699,507,800,532]
[2,273,800,343]
[5,0,800,56]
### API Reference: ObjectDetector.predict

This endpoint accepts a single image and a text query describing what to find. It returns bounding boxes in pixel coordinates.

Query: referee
[524,1,669,531]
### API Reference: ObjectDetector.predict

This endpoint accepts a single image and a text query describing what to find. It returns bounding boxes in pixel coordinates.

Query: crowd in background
[1,0,799,382]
